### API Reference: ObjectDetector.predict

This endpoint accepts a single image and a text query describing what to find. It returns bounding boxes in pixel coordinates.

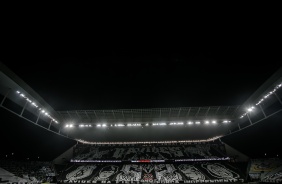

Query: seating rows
[72,143,228,161]
[0,159,56,183]
[56,162,245,183]
[248,158,282,183]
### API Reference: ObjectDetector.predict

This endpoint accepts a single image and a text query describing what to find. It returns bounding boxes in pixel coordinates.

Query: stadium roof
[1,60,282,143]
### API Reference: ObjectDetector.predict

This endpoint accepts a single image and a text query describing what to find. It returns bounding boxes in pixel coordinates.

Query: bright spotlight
[16,91,20,94]
[205,121,210,124]
[212,121,217,124]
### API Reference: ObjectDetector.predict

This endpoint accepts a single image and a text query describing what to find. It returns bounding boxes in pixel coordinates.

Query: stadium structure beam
[223,106,230,115]
[259,104,267,118]
[177,108,181,117]
[85,110,91,121]
[274,92,282,105]
[204,107,210,117]
[112,110,116,119]
[246,113,252,124]
[20,100,28,116]
[0,88,10,106]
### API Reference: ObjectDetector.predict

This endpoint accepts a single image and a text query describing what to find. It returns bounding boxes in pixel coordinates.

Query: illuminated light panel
[240,82,282,117]
[247,108,253,112]
[76,135,223,145]
[16,90,59,124]
[127,123,141,126]
[152,123,166,126]
[115,124,125,127]
[169,122,183,125]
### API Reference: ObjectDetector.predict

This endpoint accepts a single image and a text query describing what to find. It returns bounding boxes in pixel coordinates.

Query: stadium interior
[1,62,282,184]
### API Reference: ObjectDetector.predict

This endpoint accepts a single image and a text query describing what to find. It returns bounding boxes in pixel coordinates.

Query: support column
[259,104,267,118]
[246,113,252,124]
[274,92,282,105]
[20,101,28,116]
[48,119,53,130]
[36,112,41,124]
[1,88,11,106]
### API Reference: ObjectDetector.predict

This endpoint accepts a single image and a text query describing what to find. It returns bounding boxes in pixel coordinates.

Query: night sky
[1,13,282,161]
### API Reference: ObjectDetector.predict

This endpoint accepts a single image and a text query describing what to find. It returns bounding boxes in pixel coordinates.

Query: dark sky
[1,11,282,161]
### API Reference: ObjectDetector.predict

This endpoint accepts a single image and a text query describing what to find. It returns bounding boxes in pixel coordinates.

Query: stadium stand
[71,142,228,162]
[52,142,247,183]
[1,63,282,184]
[248,158,282,183]
[55,162,245,183]
[0,159,56,183]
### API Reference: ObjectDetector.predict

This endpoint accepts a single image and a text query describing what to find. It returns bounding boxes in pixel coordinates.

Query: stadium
[1,57,282,184]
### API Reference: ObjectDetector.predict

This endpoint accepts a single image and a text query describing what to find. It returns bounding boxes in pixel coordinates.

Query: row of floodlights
[16,91,59,123]
[76,135,223,144]
[240,82,282,119]
[65,120,231,128]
